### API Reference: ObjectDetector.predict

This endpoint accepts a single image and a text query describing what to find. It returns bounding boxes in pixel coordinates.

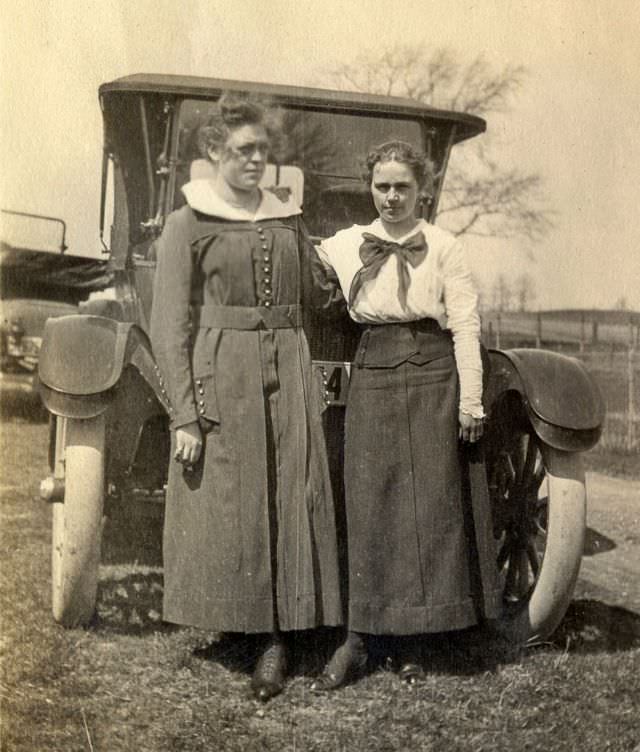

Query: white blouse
[317,218,484,418]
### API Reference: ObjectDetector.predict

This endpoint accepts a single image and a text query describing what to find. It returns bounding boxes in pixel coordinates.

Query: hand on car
[175,421,203,468]
[458,411,484,443]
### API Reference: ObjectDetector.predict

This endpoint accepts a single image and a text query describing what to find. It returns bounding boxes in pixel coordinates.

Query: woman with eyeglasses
[150,93,343,702]
[311,140,501,691]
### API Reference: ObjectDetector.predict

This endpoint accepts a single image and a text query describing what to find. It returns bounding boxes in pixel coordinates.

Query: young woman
[150,94,343,701]
[311,140,501,690]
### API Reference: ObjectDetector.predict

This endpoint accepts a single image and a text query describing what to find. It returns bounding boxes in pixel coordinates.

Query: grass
[1,405,640,751]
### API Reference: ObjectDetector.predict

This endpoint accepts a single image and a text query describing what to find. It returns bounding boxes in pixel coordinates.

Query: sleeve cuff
[171,408,199,431]
[460,406,486,420]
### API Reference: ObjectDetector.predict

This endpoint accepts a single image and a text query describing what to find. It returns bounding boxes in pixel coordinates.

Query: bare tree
[491,274,513,312]
[514,273,537,311]
[323,45,552,242]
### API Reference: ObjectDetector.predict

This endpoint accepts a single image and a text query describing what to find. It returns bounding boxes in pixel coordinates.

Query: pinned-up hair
[364,140,435,200]
[197,92,284,159]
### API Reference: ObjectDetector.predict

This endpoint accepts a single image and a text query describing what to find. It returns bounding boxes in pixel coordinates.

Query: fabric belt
[197,304,302,330]
[354,317,452,368]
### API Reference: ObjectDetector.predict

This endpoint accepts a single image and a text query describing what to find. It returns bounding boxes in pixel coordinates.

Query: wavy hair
[197,92,284,159]
[364,140,435,201]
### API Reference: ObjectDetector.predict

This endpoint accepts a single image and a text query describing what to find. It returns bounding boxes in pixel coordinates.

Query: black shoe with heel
[397,640,425,684]
[398,661,425,684]
[311,637,368,692]
[251,638,288,702]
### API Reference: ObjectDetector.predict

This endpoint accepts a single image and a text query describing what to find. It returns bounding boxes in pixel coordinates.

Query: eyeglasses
[226,142,270,161]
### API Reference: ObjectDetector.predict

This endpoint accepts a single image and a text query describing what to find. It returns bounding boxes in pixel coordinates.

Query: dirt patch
[576,472,640,613]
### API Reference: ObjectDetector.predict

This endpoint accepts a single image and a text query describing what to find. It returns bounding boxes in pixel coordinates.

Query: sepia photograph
[1,1,639,749]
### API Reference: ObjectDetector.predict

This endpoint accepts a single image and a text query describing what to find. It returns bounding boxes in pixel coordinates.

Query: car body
[38,75,604,640]
[1,211,111,395]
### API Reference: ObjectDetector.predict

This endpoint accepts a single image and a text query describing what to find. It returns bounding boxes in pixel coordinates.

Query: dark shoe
[397,640,425,684]
[311,640,367,692]
[251,639,287,702]
[398,662,425,684]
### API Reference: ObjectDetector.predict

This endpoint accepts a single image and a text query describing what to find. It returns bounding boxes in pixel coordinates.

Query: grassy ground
[1,406,639,751]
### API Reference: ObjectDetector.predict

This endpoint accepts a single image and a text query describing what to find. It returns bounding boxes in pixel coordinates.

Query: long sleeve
[299,219,346,319]
[441,239,485,418]
[150,211,198,429]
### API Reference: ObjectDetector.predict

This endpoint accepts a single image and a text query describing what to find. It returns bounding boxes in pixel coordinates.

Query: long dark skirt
[344,353,501,635]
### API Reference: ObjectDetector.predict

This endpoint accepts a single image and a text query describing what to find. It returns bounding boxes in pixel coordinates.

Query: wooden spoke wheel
[489,431,586,644]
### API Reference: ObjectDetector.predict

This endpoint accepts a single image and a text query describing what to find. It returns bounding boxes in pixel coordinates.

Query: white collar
[182,179,302,221]
[365,218,428,243]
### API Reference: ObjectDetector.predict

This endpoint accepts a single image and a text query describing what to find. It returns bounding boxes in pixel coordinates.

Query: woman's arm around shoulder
[298,217,346,317]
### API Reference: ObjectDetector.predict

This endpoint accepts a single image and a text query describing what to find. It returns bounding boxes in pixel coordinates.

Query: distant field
[481,309,640,350]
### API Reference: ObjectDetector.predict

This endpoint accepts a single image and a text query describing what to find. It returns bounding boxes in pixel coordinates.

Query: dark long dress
[150,204,343,633]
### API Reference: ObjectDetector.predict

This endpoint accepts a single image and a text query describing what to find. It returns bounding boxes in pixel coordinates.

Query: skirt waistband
[355,318,452,368]
[197,304,302,330]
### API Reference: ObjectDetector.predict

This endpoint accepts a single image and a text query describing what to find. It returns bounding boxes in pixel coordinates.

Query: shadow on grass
[191,625,522,686]
[393,627,524,677]
[583,526,617,556]
[102,502,164,568]
[93,570,175,636]
[550,599,640,653]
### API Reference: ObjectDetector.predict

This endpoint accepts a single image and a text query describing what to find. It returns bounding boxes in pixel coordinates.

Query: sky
[1,0,639,310]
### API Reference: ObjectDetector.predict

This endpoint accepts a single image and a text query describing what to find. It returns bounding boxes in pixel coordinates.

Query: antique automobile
[38,75,604,644]
[1,210,111,397]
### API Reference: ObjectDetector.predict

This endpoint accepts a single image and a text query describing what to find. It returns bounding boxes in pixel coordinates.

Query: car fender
[38,314,168,419]
[485,348,605,452]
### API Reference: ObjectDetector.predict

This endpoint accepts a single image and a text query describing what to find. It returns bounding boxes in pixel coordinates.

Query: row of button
[155,224,273,423]
[319,365,332,406]
[155,362,208,421]
[256,224,273,307]
[154,362,174,418]
[195,378,206,416]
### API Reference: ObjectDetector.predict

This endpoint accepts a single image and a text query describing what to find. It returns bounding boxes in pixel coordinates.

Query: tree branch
[321,44,549,244]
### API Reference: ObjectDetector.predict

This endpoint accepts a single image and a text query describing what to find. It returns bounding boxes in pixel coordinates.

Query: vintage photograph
[1,1,639,750]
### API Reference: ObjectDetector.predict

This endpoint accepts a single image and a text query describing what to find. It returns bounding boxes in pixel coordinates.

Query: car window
[176,100,424,238]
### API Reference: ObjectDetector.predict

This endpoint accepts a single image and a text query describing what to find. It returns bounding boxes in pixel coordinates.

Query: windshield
[176,100,424,237]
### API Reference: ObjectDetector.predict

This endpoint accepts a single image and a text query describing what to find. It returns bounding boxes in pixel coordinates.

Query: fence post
[580,312,585,353]
[536,312,542,348]
[628,324,637,451]
[496,313,501,349]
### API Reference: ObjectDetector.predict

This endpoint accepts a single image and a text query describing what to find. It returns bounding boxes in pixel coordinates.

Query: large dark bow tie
[348,231,428,308]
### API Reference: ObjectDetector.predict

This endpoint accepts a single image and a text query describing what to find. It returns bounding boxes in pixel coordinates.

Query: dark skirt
[344,332,501,635]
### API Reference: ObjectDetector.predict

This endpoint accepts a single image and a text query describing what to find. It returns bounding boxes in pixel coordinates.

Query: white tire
[490,434,586,645]
[51,415,105,627]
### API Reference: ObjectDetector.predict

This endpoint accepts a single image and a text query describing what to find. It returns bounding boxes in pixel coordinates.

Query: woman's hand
[175,421,203,468]
[458,411,484,443]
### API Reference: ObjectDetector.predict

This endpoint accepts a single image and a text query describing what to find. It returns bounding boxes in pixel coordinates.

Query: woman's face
[370,159,420,229]
[208,123,269,192]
